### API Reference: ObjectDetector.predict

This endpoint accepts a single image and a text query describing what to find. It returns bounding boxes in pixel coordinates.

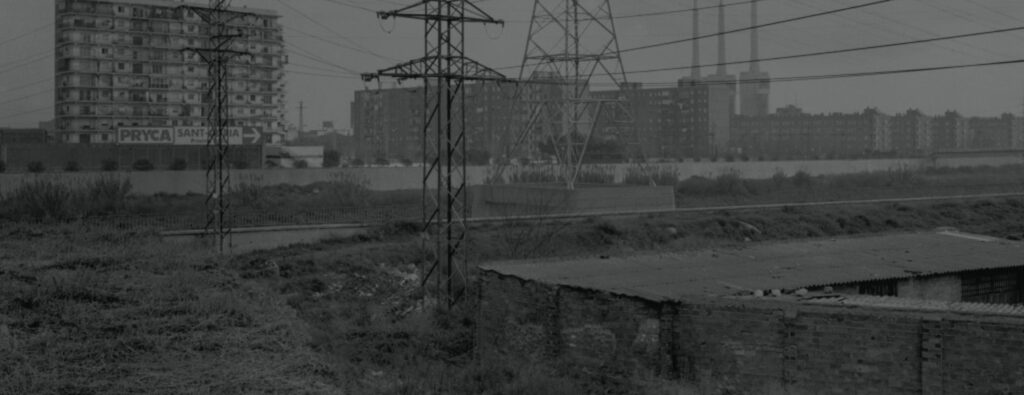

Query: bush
[0,160,5,173]
[232,160,249,170]
[323,149,340,168]
[3,178,72,220]
[792,170,814,188]
[374,157,389,166]
[132,159,154,171]
[101,159,119,171]
[295,159,309,169]
[169,158,188,171]
[349,158,365,167]
[64,161,80,172]
[576,165,615,184]
[27,161,45,173]
[624,166,679,186]
[400,158,413,167]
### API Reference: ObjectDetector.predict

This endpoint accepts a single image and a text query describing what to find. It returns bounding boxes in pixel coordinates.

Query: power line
[496,0,893,71]
[0,23,53,48]
[598,57,1024,89]
[276,0,394,62]
[625,24,1024,76]
[617,0,893,56]
[0,88,51,107]
[3,77,53,93]
[0,105,54,122]
[0,51,52,74]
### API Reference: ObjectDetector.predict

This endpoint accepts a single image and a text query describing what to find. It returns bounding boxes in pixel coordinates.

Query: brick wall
[479,270,1024,394]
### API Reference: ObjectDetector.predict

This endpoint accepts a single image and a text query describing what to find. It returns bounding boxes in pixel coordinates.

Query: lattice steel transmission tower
[500,0,645,189]
[362,1,509,306]
[182,0,253,253]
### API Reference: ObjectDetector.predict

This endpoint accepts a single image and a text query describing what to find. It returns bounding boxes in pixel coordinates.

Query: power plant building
[54,0,287,144]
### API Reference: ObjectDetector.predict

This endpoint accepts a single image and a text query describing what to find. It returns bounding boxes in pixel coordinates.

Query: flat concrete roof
[482,231,1024,301]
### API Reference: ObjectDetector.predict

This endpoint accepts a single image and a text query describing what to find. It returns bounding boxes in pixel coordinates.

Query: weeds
[0,176,131,221]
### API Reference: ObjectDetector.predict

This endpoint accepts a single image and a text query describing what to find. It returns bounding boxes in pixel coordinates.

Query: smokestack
[716,0,726,76]
[750,0,760,72]
[691,0,700,79]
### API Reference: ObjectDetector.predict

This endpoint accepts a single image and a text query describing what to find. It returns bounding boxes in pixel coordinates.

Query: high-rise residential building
[351,82,522,164]
[54,0,286,144]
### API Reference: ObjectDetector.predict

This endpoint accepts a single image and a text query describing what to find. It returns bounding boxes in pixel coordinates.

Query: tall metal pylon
[362,1,509,306]
[181,0,253,253]
[499,0,645,189]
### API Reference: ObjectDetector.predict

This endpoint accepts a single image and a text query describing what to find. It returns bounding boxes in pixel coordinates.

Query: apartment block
[55,0,286,144]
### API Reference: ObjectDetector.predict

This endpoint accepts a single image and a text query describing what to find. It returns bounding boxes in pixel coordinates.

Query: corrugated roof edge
[794,231,1021,290]
[803,295,1024,318]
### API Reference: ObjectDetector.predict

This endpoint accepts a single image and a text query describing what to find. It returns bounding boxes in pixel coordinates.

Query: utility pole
[362,0,510,307]
[181,0,253,254]
[298,101,305,133]
[496,0,647,189]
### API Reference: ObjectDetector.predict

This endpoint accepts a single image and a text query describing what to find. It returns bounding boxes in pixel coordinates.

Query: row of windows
[58,0,278,28]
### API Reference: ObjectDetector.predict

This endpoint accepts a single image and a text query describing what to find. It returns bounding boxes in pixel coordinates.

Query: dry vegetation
[2,165,1024,393]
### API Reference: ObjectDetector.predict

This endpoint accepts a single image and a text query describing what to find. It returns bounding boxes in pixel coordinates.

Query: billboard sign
[173,127,243,145]
[117,127,174,144]
[118,126,262,145]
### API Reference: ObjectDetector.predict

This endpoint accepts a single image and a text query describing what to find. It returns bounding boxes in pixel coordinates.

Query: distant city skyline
[2,0,1024,129]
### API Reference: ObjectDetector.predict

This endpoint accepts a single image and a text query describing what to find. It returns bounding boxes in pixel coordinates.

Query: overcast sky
[2,0,1024,129]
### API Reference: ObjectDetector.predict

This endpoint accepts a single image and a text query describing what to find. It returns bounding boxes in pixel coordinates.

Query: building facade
[351,82,522,164]
[731,106,888,159]
[55,0,286,144]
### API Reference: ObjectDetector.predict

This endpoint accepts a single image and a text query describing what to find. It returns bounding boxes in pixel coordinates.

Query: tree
[323,149,341,168]
[169,158,188,170]
[466,149,491,166]
[101,159,119,171]
[132,159,154,171]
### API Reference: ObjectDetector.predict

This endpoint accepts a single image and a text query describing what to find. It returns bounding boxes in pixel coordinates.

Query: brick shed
[478,231,1024,394]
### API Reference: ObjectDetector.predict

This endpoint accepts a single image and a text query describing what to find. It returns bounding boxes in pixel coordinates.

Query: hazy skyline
[2,0,1024,130]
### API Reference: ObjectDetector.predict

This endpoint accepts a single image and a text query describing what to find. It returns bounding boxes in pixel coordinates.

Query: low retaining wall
[478,271,1024,394]
[2,155,1022,197]
[475,184,676,217]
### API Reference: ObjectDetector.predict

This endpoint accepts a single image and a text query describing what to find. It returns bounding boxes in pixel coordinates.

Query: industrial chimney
[739,0,770,116]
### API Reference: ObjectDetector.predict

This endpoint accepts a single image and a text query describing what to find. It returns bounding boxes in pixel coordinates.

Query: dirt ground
[2,197,1024,394]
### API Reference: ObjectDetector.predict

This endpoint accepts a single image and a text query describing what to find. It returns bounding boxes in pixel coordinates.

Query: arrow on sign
[242,127,263,145]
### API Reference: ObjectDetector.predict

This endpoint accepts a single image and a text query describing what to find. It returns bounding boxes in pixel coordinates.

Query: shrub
[0,160,5,173]
[576,165,615,184]
[350,158,365,167]
[64,161,80,172]
[323,149,341,168]
[792,170,813,187]
[714,172,749,195]
[374,157,389,166]
[295,159,309,169]
[400,158,413,167]
[232,160,249,170]
[771,170,789,188]
[624,166,679,186]
[27,161,45,173]
[4,178,73,220]
[132,159,154,171]
[101,159,119,171]
[169,158,188,170]
[80,175,132,216]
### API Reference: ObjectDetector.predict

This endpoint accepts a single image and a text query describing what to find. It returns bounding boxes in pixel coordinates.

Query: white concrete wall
[1,155,1022,197]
